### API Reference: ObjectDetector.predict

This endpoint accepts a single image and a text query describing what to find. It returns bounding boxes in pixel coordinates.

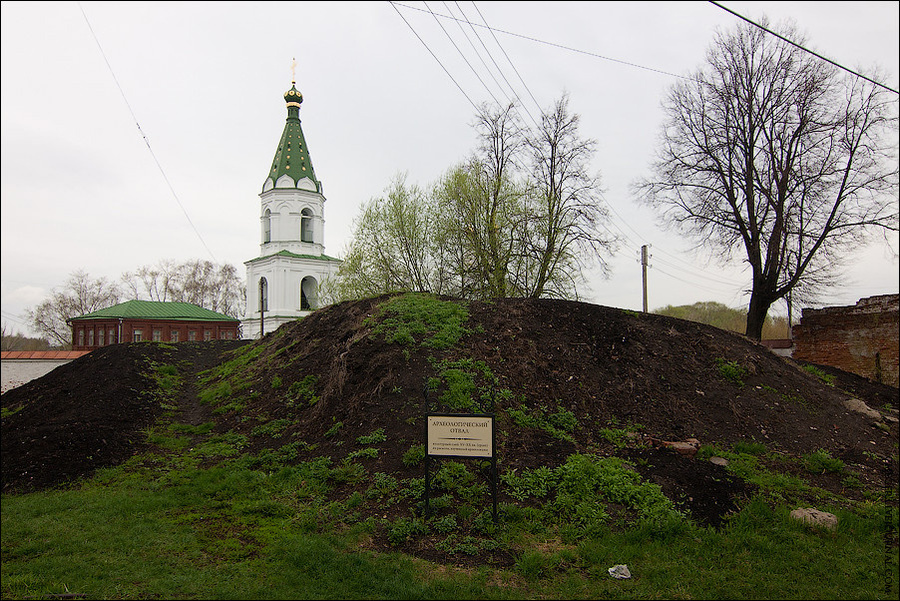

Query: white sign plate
[427,415,493,458]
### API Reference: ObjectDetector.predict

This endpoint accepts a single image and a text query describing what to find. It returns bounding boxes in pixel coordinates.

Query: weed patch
[367,293,470,349]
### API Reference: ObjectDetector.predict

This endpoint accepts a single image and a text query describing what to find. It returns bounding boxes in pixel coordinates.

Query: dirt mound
[1,340,247,492]
[3,296,897,531]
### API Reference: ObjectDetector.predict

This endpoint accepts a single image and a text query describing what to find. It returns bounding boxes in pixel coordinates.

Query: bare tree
[121,259,180,302]
[520,93,617,298]
[635,19,899,339]
[122,259,246,318]
[27,270,122,347]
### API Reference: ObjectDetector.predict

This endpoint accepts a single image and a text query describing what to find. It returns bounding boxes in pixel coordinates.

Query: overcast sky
[2,1,898,337]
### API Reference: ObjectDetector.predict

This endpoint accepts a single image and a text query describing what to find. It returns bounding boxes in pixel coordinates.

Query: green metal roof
[267,83,320,191]
[246,250,342,264]
[70,300,239,322]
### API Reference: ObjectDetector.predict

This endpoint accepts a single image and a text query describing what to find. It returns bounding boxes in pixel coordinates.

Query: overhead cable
[391,1,692,81]
[710,0,898,94]
[77,2,219,263]
[389,1,484,116]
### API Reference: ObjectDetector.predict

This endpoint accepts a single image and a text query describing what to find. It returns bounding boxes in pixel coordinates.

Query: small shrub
[402,444,426,467]
[356,428,387,445]
[433,515,458,533]
[500,466,557,500]
[802,364,835,386]
[507,403,577,442]
[287,375,319,406]
[346,447,379,461]
[803,449,844,474]
[388,517,427,545]
[369,472,398,497]
[250,418,292,438]
[429,494,453,511]
[715,358,747,387]
[433,461,475,492]
[598,427,628,448]
[330,460,366,484]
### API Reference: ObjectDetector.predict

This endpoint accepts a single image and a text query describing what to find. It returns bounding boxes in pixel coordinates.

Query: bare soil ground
[3,295,898,562]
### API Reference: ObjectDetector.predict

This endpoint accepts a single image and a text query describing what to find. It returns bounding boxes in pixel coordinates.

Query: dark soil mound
[3,296,897,534]
[1,340,247,492]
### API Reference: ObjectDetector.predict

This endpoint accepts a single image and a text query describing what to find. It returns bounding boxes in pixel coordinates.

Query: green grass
[5,421,895,601]
[802,364,836,386]
[3,460,895,600]
[2,297,897,599]
[366,293,470,349]
[506,403,579,442]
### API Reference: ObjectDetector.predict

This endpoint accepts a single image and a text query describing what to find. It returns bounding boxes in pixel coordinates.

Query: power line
[443,3,514,106]
[389,1,484,117]
[445,1,540,129]
[467,1,543,126]
[390,2,777,305]
[709,0,899,95]
[391,1,692,81]
[424,2,504,107]
[77,2,219,263]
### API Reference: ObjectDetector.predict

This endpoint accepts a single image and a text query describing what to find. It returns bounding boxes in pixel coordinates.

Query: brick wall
[792,294,899,387]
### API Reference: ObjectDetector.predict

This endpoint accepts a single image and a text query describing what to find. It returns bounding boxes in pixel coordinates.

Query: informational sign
[427,415,493,458]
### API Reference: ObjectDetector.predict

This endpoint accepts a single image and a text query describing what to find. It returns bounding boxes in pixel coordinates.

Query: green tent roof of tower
[268,83,320,192]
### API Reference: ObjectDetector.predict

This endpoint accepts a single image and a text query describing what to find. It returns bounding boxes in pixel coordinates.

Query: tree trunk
[745,292,771,341]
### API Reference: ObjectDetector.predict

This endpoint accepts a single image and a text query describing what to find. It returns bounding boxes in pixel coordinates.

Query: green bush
[715,357,747,386]
[803,449,844,474]
[402,444,426,467]
[356,428,387,445]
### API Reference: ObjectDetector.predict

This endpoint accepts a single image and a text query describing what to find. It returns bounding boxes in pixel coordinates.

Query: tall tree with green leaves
[433,102,527,299]
[635,19,898,340]
[337,174,442,298]
[337,95,616,302]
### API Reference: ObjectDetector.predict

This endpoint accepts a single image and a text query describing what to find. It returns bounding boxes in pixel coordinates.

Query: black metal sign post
[423,384,498,523]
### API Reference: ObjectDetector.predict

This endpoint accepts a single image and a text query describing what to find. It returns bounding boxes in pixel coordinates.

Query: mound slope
[3,295,897,532]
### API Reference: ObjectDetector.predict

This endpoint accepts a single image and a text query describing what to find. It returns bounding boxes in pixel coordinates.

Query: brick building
[68,300,240,351]
[791,294,899,387]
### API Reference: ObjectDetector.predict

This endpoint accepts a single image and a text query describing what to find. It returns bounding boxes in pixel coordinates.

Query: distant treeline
[653,302,791,339]
[1,332,52,352]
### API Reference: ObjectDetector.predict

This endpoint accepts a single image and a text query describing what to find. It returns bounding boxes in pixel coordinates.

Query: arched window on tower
[259,277,268,312]
[301,208,314,243]
[263,209,272,243]
[300,276,317,311]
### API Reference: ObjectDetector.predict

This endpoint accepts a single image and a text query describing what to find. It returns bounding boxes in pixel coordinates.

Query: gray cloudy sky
[2,1,898,336]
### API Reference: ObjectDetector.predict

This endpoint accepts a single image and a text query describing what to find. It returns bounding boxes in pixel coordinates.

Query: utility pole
[641,245,649,313]
[259,278,266,338]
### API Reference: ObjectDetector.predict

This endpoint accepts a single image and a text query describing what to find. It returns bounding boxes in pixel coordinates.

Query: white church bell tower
[242,78,341,339]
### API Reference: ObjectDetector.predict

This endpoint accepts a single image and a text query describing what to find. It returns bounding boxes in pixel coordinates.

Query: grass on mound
[3,294,898,599]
